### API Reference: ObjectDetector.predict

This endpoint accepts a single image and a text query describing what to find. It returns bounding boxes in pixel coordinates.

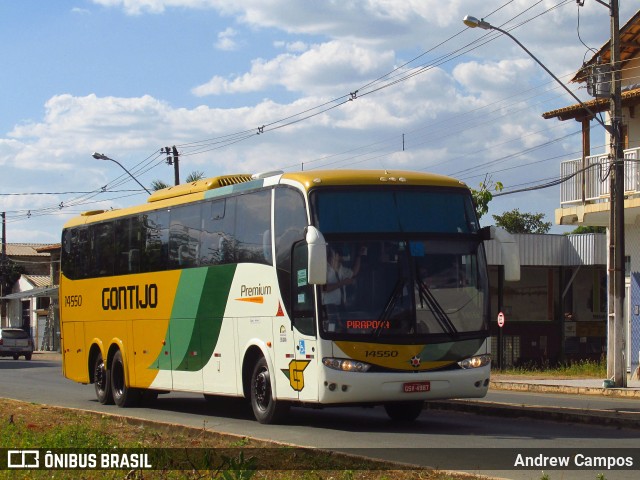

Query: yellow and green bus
[60,169,518,423]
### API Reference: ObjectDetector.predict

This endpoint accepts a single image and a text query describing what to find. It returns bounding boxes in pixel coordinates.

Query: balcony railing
[560,147,640,206]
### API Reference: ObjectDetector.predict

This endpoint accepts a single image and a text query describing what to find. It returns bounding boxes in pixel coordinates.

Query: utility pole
[1,212,6,325]
[464,1,626,386]
[164,146,180,186]
[608,0,625,387]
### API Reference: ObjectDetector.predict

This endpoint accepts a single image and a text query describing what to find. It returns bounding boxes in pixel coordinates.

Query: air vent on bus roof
[147,174,253,202]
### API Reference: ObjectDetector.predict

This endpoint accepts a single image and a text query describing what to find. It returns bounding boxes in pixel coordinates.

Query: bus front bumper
[317,364,490,404]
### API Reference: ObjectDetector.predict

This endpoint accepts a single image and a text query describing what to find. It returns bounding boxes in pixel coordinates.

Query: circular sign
[497,312,505,327]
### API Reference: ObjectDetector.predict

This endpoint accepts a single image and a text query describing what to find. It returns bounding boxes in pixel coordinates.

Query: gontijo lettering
[101,284,158,310]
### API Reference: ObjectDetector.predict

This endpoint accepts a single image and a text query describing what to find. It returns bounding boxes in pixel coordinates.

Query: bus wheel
[111,350,140,407]
[384,401,424,422]
[94,351,113,405]
[250,356,288,424]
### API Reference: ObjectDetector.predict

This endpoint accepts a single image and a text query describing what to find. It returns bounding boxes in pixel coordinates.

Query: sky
[1,0,637,244]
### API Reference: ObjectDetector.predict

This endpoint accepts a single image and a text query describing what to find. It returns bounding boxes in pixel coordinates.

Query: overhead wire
[5,0,593,226]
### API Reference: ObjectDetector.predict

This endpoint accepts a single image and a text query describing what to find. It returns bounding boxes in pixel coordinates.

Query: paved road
[2,354,639,480]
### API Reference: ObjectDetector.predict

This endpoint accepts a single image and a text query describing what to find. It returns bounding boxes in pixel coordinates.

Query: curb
[426,399,640,430]
[490,380,640,398]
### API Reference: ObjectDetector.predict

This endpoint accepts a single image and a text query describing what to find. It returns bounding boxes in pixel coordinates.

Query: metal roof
[0,285,58,300]
[485,233,606,267]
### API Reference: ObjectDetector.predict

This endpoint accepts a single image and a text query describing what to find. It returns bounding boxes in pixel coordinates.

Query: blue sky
[1,0,636,243]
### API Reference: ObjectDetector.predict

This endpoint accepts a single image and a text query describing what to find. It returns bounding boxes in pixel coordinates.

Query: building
[486,233,606,368]
[543,9,640,382]
[0,243,60,351]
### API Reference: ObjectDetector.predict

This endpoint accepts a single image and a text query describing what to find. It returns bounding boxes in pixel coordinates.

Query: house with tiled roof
[543,9,640,382]
[1,243,60,351]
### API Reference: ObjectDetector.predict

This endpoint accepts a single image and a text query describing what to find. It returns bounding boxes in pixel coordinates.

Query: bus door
[290,243,319,402]
[61,321,87,383]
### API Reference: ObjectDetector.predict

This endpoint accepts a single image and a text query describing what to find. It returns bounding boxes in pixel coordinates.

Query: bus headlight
[458,354,491,369]
[323,357,372,372]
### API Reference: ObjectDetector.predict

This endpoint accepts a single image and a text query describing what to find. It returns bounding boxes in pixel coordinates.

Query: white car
[0,328,34,360]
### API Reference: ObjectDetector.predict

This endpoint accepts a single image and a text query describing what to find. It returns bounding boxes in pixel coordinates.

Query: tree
[492,209,551,234]
[568,225,606,234]
[470,177,503,219]
[0,259,25,297]
[150,171,206,191]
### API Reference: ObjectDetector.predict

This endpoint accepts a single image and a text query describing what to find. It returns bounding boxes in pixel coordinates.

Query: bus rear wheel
[94,351,113,405]
[111,350,140,407]
[250,356,288,424]
[384,401,424,422]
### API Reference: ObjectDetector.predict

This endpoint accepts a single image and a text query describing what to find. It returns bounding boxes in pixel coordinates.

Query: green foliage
[185,171,205,183]
[150,179,170,191]
[220,452,257,480]
[568,225,606,234]
[0,259,25,294]
[1,417,116,449]
[151,171,206,191]
[470,177,503,219]
[498,359,606,378]
[492,208,551,234]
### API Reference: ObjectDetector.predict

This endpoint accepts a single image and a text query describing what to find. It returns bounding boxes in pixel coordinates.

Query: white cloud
[215,27,239,51]
[193,40,396,96]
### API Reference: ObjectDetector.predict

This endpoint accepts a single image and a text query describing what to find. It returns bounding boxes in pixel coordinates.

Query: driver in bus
[322,246,362,320]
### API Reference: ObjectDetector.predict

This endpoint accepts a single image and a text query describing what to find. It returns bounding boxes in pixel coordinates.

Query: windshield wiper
[375,277,405,336]
[417,279,458,336]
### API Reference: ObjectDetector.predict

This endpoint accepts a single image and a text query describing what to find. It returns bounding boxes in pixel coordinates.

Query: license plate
[403,381,430,393]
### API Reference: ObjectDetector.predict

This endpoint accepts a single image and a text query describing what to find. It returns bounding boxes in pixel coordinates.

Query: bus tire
[94,351,113,405]
[384,401,424,422]
[250,356,288,424]
[110,350,140,408]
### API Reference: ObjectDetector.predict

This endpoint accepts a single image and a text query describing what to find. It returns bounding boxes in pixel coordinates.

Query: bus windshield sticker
[297,293,305,304]
[409,241,425,257]
[297,269,307,286]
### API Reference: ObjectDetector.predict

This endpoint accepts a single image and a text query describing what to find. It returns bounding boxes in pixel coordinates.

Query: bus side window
[235,190,271,265]
[169,203,202,269]
[274,187,307,317]
[141,210,168,272]
[89,222,114,277]
[200,199,230,265]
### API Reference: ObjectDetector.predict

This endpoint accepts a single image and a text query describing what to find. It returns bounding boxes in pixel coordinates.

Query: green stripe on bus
[155,264,237,372]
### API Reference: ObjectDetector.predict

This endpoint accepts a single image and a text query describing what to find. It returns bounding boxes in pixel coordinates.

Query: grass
[0,398,475,480]
[494,359,606,378]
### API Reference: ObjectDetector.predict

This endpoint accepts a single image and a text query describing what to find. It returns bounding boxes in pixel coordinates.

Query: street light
[463,13,626,386]
[92,152,151,194]
[462,16,608,131]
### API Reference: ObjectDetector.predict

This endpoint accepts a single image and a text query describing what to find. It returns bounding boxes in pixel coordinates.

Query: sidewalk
[426,374,640,430]
[491,374,640,398]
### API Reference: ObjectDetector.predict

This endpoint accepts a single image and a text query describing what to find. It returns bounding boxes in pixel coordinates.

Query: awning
[1,286,58,300]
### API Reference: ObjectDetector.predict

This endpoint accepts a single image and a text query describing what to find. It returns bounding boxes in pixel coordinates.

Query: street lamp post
[92,152,151,195]
[463,12,626,386]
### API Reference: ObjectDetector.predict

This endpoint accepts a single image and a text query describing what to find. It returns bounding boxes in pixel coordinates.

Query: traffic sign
[497,311,505,328]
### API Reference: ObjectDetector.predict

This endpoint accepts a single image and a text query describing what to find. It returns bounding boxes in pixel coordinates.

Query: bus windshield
[318,239,488,340]
[311,188,488,341]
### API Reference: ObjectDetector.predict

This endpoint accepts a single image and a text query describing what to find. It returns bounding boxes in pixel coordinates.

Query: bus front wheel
[250,356,288,424]
[384,401,424,422]
[111,350,140,407]
[94,351,113,405]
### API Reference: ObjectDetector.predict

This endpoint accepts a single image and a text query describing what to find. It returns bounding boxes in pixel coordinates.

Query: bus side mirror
[482,226,520,282]
[306,226,327,285]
